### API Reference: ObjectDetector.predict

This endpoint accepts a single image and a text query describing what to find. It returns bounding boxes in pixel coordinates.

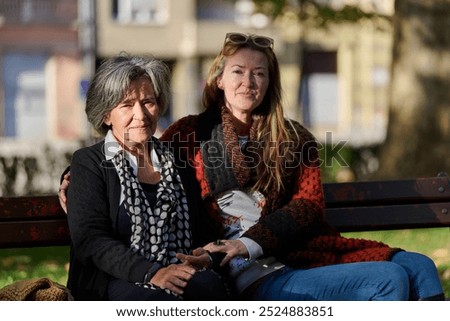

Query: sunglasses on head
[224,33,274,49]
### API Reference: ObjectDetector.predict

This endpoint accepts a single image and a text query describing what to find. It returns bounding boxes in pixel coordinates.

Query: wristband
[143,263,162,283]
[205,250,213,270]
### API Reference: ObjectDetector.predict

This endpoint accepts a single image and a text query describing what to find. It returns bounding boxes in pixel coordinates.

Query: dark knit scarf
[111,138,192,266]
[200,106,260,198]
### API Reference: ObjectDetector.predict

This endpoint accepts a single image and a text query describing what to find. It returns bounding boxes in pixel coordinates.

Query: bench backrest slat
[0,196,69,249]
[323,176,450,207]
[325,202,450,232]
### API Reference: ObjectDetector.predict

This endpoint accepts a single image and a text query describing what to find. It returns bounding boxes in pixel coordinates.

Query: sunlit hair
[202,34,299,193]
[85,53,171,136]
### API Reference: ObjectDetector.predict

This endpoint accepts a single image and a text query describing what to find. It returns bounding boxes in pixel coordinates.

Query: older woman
[66,54,228,300]
[165,33,444,301]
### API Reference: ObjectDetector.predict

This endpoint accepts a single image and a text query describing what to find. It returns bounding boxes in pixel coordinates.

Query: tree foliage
[252,0,389,26]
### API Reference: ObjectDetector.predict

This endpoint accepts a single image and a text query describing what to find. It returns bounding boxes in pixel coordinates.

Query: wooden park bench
[0,172,449,249]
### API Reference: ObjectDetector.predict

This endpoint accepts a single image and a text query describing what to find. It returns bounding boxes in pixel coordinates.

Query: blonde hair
[202,36,299,193]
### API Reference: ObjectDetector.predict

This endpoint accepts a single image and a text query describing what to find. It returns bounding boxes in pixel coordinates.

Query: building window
[112,0,169,25]
[0,0,77,25]
[196,0,235,20]
[299,51,338,129]
[2,53,48,138]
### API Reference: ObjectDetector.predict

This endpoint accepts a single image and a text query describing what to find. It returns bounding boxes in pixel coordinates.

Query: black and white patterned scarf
[111,138,192,266]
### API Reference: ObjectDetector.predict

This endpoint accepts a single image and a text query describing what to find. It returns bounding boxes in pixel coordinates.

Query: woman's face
[217,48,269,120]
[104,76,159,151]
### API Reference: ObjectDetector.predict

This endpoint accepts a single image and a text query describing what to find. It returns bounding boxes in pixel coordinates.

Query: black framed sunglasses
[224,32,274,49]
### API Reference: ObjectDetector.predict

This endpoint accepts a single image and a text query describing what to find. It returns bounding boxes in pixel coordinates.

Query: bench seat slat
[325,202,450,232]
[0,219,70,249]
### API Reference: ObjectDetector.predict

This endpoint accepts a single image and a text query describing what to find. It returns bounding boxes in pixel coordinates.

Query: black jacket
[66,140,218,300]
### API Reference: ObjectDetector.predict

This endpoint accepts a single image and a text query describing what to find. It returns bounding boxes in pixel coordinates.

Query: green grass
[0,246,70,289]
[1,229,449,298]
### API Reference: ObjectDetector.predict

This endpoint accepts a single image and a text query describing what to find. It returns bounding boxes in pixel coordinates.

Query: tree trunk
[375,0,450,179]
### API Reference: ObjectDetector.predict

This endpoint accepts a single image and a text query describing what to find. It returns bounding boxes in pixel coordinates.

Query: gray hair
[85,53,171,136]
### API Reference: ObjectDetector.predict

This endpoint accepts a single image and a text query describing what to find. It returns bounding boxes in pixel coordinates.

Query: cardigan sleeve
[67,146,152,283]
[242,128,331,256]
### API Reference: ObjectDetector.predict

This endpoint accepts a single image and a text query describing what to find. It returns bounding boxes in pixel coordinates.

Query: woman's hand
[150,264,197,295]
[58,172,70,214]
[204,239,249,267]
[176,248,212,271]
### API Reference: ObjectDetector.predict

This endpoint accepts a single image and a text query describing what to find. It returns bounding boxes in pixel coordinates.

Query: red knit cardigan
[160,109,401,269]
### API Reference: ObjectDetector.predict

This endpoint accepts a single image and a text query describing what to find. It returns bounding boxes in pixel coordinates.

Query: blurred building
[295,13,393,147]
[94,0,394,146]
[0,0,87,141]
[94,0,280,132]
[0,0,394,195]
[0,0,86,195]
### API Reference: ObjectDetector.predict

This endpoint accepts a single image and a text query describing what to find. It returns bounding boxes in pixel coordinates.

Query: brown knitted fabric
[280,235,401,269]
[220,106,254,187]
[0,278,73,301]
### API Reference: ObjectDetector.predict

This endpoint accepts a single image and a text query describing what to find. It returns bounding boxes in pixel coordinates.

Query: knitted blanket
[0,278,73,301]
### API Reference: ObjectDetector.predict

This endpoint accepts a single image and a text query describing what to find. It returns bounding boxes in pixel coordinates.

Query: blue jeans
[249,251,443,300]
